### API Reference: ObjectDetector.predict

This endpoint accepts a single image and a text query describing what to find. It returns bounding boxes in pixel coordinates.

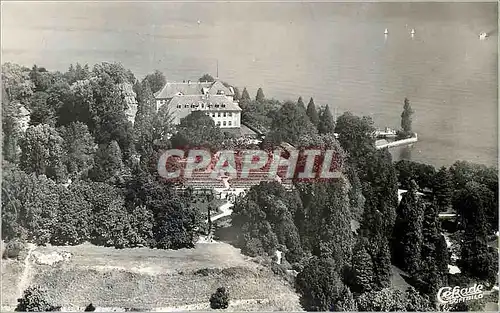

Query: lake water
[2,2,498,168]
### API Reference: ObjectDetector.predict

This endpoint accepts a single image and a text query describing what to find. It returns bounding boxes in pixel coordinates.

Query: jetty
[376,133,418,150]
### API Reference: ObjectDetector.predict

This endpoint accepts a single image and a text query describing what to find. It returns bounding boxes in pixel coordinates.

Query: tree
[20,124,67,182]
[50,185,93,246]
[433,167,452,212]
[239,87,251,110]
[28,81,72,126]
[306,98,319,126]
[170,111,224,151]
[392,180,424,275]
[266,101,317,146]
[241,87,251,101]
[2,62,34,103]
[359,196,392,289]
[15,286,59,312]
[58,122,96,177]
[350,237,375,294]
[255,87,265,103]
[405,287,434,311]
[401,97,414,135]
[334,287,358,311]
[91,198,134,248]
[415,202,448,296]
[210,287,229,309]
[207,204,213,235]
[88,141,123,183]
[318,105,335,134]
[134,80,157,160]
[394,160,436,191]
[296,96,305,111]
[2,88,21,163]
[232,182,304,262]
[334,112,375,167]
[199,73,215,83]
[454,181,497,283]
[310,180,353,267]
[355,288,407,312]
[295,257,346,311]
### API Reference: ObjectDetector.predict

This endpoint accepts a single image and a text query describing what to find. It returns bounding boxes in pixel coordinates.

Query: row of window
[175,103,227,109]
[217,121,233,126]
[208,112,233,118]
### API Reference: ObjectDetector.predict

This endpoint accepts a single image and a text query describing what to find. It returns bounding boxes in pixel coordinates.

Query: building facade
[154,80,241,129]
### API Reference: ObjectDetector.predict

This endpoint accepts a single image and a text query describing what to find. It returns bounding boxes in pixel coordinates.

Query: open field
[1,242,302,311]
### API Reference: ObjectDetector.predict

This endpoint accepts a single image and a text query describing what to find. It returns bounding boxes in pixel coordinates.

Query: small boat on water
[384,28,389,35]
[410,29,415,35]
[479,32,488,40]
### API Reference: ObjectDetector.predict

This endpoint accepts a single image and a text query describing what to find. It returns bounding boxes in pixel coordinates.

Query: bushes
[2,239,25,259]
[15,285,60,312]
[209,287,230,309]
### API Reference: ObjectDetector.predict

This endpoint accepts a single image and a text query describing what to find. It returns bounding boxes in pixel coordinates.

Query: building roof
[155,80,234,99]
[168,95,241,111]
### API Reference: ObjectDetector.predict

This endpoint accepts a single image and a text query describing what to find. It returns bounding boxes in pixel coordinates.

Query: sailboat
[384,28,389,35]
[479,32,488,40]
[410,29,415,35]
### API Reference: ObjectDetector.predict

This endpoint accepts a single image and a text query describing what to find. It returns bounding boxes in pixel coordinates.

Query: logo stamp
[436,284,484,305]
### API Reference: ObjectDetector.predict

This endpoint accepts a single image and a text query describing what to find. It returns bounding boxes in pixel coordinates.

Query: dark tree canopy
[255,87,265,103]
[401,97,414,135]
[199,73,215,83]
[171,111,224,151]
[143,70,166,94]
[210,287,229,309]
[295,257,346,311]
[306,98,319,126]
[266,101,317,146]
[318,105,335,134]
[297,96,306,112]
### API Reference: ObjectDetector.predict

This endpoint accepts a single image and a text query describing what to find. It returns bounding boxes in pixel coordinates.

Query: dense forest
[2,62,498,311]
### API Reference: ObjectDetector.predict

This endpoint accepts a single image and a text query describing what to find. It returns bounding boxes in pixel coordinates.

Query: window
[177,104,181,109]
[223,121,227,126]
[228,121,232,126]
[221,104,226,108]
[217,121,221,126]
[228,112,232,117]
[215,104,220,108]
[218,113,221,117]
[184,104,189,108]
[223,112,227,117]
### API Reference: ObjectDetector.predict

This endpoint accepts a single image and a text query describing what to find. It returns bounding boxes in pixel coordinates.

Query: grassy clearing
[1,242,302,311]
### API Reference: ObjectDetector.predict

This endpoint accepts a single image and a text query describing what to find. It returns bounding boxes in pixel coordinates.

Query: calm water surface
[2,2,498,167]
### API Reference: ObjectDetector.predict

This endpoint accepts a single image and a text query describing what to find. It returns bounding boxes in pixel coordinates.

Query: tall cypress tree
[401,97,414,134]
[306,97,319,126]
[134,80,156,161]
[417,202,448,296]
[318,105,335,134]
[433,166,452,212]
[392,180,424,275]
[351,237,375,293]
[454,182,496,283]
[255,88,265,103]
[297,96,306,112]
[240,87,251,110]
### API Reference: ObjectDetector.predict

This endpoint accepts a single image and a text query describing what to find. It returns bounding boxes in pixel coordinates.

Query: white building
[154,80,241,129]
